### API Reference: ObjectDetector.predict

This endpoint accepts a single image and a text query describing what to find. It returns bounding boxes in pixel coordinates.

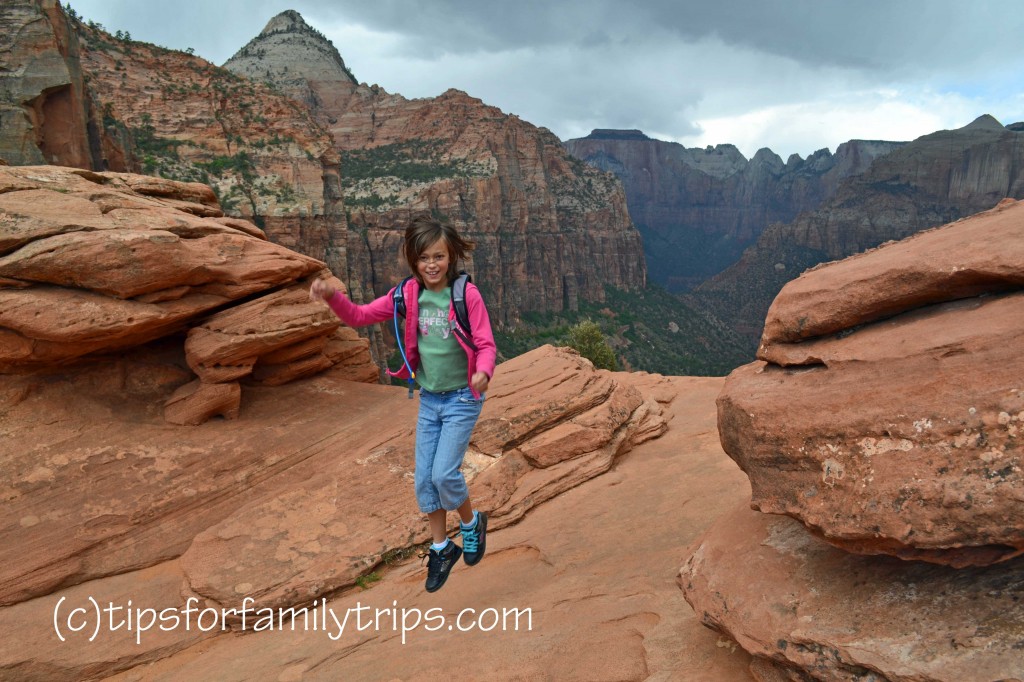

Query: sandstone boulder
[718,201,1024,566]
[759,198,1024,347]
[0,166,324,369]
[0,165,376,425]
[680,504,1024,682]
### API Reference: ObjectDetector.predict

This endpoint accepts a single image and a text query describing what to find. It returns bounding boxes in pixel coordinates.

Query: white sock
[461,511,479,530]
[431,538,450,552]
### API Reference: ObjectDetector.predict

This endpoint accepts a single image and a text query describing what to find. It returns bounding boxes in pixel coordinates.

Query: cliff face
[565,129,902,291]
[224,12,646,326]
[72,19,351,280]
[692,114,1024,343]
[0,3,351,305]
[0,0,121,169]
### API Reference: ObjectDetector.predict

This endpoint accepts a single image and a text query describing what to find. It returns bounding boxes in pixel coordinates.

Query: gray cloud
[293,0,1023,75]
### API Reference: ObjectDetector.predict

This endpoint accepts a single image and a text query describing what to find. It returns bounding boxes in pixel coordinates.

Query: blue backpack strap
[450,272,477,352]
[392,275,414,319]
[390,276,416,398]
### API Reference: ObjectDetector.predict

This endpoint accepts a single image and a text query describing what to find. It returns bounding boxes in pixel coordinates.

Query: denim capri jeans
[415,386,484,513]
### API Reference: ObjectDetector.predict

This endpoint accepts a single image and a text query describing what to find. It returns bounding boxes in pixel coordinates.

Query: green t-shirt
[416,287,468,392]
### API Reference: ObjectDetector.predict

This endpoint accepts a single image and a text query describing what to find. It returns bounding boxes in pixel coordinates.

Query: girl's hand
[471,372,490,394]
[309,278,336,303]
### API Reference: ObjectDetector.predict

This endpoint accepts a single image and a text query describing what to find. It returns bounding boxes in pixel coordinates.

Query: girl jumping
[309,215,497,592]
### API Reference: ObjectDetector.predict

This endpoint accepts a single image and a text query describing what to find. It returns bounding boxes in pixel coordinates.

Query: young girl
[309,215,497,593]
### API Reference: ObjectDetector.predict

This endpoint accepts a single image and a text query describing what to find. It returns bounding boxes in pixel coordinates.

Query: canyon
[565,129,901,291]
[690,114,1024,343]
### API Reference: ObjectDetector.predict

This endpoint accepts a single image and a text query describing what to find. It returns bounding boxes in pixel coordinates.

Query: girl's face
[417,238,451,292]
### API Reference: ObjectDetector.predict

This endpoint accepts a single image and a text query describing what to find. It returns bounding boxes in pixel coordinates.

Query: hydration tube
[393,300,416,398]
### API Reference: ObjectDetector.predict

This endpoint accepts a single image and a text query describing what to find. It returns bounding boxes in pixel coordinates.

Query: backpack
[392,271,477,352]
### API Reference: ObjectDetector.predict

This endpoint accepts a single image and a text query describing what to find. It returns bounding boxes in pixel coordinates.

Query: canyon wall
[691,115,1024,342]
[565,129,902,291]
[224,11,647,326]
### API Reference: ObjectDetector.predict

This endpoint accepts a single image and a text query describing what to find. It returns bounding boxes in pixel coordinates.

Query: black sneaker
[425,541,462,593]
[461,512,487,566]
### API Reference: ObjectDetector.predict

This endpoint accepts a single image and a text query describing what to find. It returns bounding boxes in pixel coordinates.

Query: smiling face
[416,238,451,292]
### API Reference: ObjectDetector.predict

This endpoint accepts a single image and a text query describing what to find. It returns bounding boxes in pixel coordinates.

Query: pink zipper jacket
[325,278,497,399]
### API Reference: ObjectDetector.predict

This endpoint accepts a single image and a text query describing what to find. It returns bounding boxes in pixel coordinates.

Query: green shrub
[564,320,617,370]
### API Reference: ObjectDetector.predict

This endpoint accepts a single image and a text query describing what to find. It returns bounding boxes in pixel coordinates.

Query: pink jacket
[326,278,497,398]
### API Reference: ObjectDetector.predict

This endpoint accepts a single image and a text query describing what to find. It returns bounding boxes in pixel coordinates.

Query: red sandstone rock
[183,283,339,380]
[164,379,241,426]
[680,504,1024,682]
[718,206,1024,566]
[0,165,376,428]
[759,198,1024,347]
[178,346,669,612]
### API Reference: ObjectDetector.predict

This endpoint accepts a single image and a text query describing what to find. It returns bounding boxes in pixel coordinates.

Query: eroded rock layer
[681,504,1024,682]
[0,164,377,423]
[717,200,1024,566]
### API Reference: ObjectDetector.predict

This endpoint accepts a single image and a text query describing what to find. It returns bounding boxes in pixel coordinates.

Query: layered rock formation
[692,115,1024,343]
[0,2,352,298]
[681,506,1024,682]
[224,12,646,326]
[5,2,647,368]
[0,164,377,425]
[565,129,902,291]
[70,16,351,281]
[682,200,1024,680]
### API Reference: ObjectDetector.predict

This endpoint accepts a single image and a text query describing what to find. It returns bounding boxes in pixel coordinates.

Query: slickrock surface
[681,504,1024,682]
[178,346,670,612]
[718,199,1024,566]
[1,346,755,680]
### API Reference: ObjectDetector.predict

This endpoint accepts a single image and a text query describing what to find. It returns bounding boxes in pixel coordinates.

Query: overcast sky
[66,0,1024,159]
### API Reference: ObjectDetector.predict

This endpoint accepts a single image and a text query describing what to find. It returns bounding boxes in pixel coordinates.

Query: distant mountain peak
[964,114,1004,131]
[583,129,652,141]
[260,10,313,36]
[224,10,356,88]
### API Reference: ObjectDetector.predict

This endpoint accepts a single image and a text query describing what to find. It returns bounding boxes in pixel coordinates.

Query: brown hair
[403,215,475,285]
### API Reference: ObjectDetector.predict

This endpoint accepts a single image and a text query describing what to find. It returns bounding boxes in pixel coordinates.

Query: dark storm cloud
[290,0,1021,75]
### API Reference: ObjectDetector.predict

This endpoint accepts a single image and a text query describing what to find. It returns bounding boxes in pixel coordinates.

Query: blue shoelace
[462,525,479,553]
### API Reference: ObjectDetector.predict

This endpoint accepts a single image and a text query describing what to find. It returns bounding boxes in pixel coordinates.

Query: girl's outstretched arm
[310,277,395,328]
